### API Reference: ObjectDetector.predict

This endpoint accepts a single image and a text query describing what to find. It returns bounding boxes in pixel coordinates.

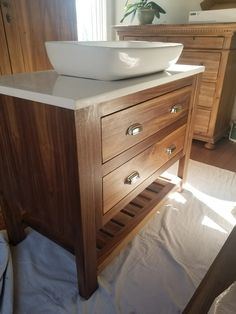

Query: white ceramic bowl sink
[45,41,183,81]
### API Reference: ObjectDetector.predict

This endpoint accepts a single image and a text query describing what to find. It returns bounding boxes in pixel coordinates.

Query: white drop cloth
[0,160,235,314]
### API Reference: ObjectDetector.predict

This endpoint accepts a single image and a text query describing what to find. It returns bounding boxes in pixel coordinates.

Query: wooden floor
[191,138,236,173]
[0,139,235,231]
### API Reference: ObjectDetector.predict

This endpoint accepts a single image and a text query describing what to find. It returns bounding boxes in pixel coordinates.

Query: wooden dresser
[114,23,236,149]
[0,67,203,299]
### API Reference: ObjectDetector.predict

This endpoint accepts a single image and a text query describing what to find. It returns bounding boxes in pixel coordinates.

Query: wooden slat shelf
[97,178,176,272]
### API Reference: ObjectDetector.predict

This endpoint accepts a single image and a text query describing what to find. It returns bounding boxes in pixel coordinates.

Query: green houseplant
[120,0,166,25]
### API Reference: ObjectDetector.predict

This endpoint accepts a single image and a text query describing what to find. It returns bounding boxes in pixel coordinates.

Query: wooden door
[0,0,25,73]
[0,1,20,75]
[1,0,77,73]
[0,4,14,74]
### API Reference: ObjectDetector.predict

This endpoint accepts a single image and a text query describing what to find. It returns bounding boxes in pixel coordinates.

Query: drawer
[193,108,211,135]
[198,82,216,109]
[124,36,168,42]
[103,125,186,214]
[178,51,221,81]
[167,36,224,49]
[102,86,191,162]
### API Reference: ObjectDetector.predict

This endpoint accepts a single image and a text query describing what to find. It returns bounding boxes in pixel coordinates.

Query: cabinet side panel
[214,50,236,139]
[0,95,80,246]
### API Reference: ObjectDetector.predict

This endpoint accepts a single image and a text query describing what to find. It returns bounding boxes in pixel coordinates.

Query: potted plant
[120,0,166,25]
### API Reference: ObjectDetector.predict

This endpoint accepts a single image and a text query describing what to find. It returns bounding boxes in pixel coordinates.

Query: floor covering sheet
[0,160,236,314]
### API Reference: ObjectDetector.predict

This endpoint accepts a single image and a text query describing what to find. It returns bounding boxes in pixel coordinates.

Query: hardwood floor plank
[191,139,236,173]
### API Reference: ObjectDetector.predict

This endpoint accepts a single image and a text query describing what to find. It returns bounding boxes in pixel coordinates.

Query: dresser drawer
[178,51,221,81]
[198,82,216,109]
[167,36,224,49]
[102,86,191,162]
[194,108,211,135]
[124,36,168,42]
[103,125,186,214]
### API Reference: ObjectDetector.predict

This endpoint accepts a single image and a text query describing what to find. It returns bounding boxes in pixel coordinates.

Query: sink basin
[45,41,183,81]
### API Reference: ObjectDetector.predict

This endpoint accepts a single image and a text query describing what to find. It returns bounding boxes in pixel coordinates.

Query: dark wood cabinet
[0,70,202,298]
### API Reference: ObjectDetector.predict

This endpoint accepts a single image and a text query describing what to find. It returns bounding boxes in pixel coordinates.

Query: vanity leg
[178,74,202,191]
[177,156,188,192]
[74,216,98,299]
[73,106,102,298]
[0,193,26,245]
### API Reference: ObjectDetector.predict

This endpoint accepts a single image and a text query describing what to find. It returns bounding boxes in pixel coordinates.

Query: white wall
[115,0,201,25]
[114,0,236,120]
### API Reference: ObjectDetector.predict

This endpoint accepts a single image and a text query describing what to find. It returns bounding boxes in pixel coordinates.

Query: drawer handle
[170,104,183,113]
[125,171,140,185]
[126,123,143,136]
[166,144,177,155]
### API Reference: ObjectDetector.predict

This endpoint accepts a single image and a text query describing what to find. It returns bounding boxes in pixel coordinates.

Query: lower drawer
[103,125,186,214]
[193,108,211,135]
[198,82,216,109]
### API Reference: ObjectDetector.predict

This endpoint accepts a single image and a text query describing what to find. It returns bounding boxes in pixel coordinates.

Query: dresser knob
[170,104,183,113]
[125,171,140,185]
[126,123,143,136]
[166,144,177,155]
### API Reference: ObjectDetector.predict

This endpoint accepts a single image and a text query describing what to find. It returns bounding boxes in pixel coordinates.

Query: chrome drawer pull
[126,123,143,136]
[125,171,140,185]
[170,104,183,113]
[166,144,177,155]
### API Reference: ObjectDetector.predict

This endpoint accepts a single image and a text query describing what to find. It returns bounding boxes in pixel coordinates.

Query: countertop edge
[0,65,204,110]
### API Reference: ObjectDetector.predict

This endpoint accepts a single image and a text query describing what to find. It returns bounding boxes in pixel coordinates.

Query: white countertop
[0,64,204,110]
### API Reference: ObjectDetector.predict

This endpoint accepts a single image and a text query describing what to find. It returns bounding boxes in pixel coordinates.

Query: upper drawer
[178,51,221,81]
[167,36,224,49]
[124,36,168,42]
[103,125,186,214]
[102,86,191,162]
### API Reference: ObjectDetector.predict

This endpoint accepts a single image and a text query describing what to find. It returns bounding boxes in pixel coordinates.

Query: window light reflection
[168,191,187,204]
[202,216,227,234]
[119,52,139,68]
[184,183,236,226]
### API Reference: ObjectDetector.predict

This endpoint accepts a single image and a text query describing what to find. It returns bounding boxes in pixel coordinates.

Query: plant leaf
[148,2,166,14]
[155,10,160,18]
[131,8,137,22]
[120,8,136,23]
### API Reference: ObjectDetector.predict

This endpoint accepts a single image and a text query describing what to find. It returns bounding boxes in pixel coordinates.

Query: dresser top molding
[114,23,236,37]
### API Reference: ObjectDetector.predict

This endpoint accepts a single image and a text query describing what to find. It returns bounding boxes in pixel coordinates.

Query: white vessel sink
[45,41,183,81]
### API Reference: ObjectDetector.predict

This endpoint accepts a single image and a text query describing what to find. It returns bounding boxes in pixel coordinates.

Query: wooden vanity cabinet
[0,73,201,299]
[114,23,236,149]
